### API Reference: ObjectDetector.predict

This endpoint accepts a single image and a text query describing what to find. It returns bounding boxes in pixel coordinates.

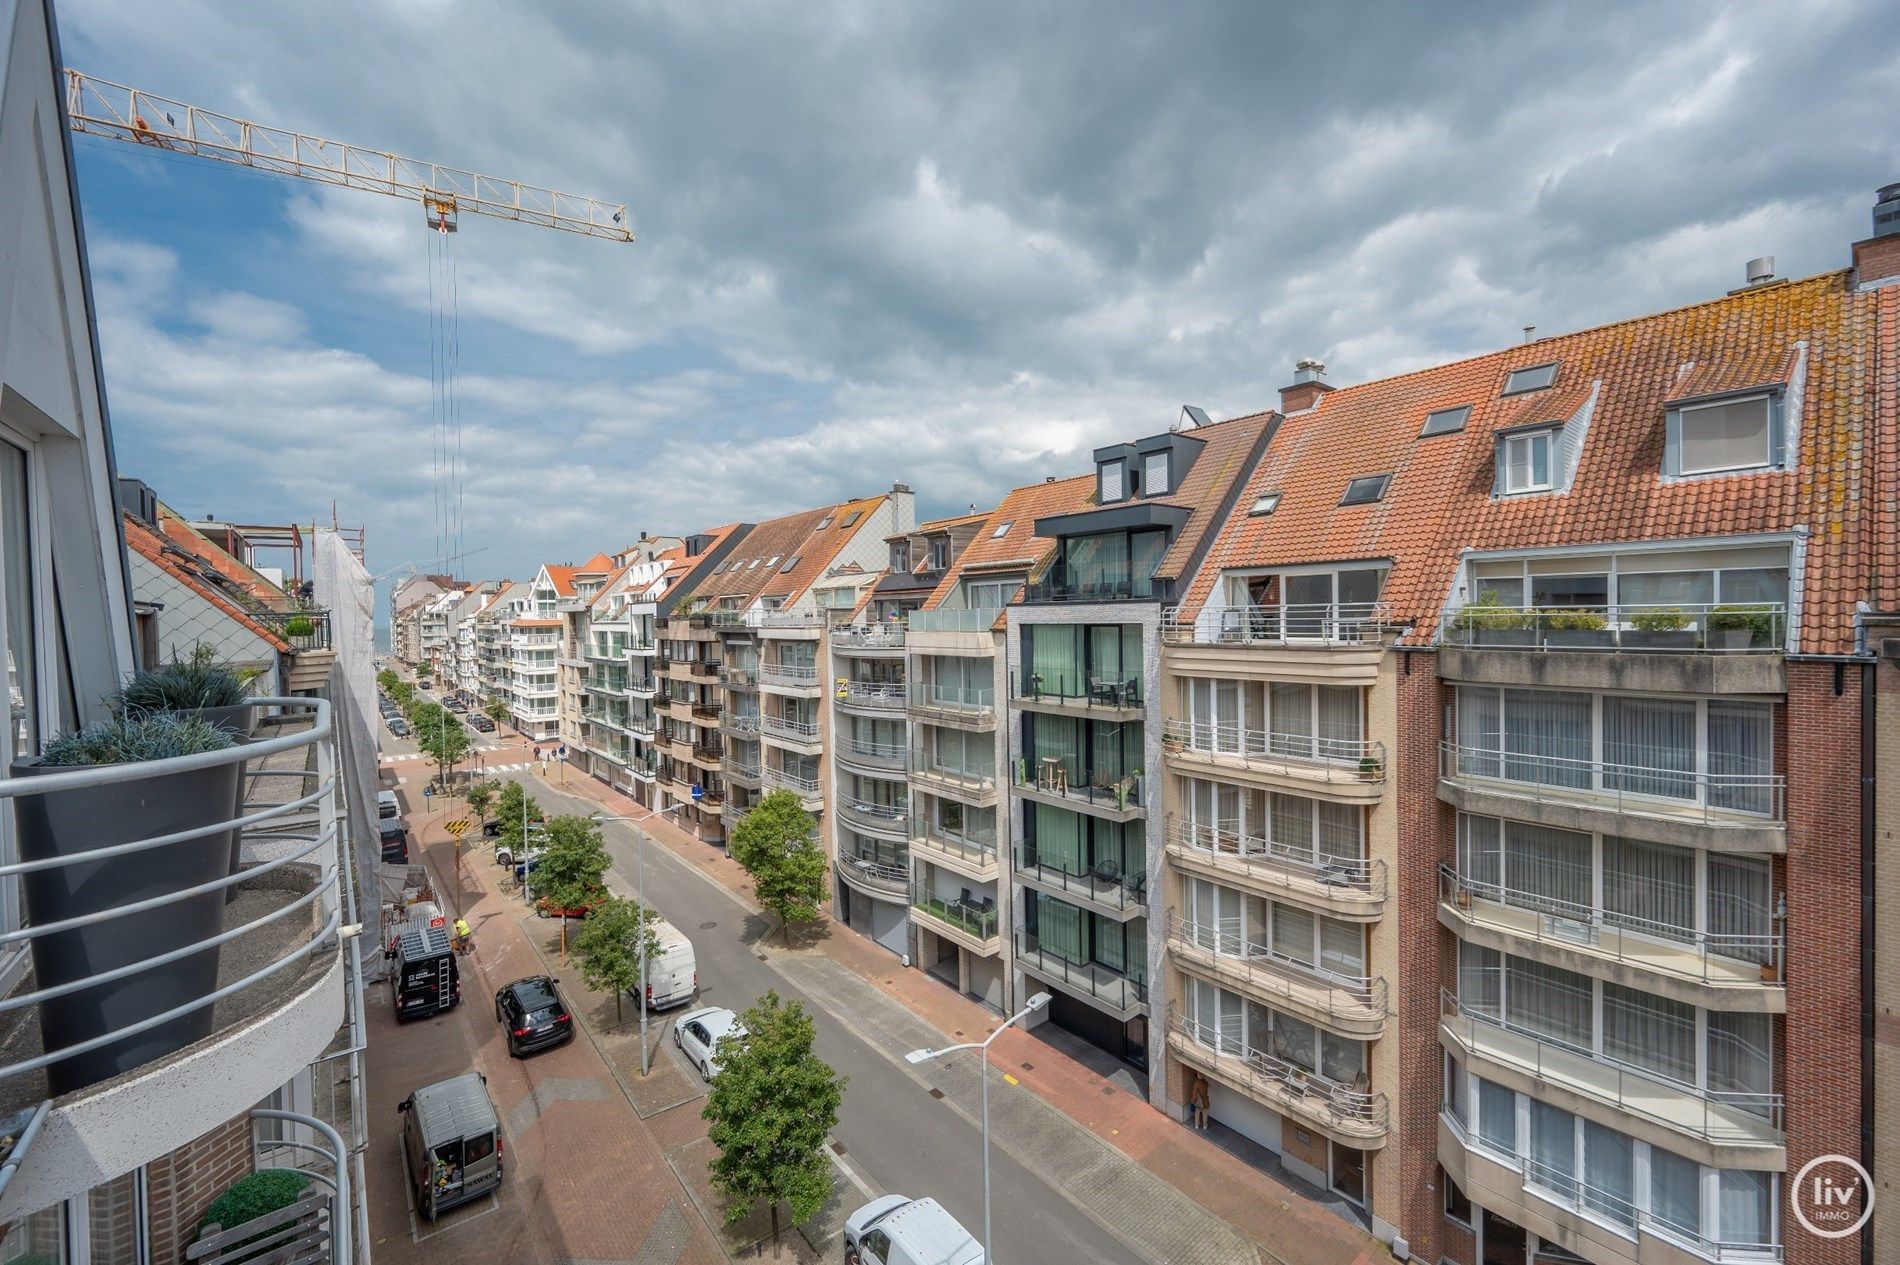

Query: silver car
[673,1006,746,1079]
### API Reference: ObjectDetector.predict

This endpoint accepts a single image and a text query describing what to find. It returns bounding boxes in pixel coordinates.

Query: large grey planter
[193,703,256,903]
[1622,630,1699,651]
[11,755,243,1095]
[1542,629,1613,650]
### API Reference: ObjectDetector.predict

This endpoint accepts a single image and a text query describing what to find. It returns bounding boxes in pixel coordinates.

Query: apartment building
[1006,416,1274,1085]
[574,550,678,792]
[0,5,373,1256]
[506,557,610,741]
[474,578,526,707]
[390,572,449,662]
[1158,224,1900,1262]
[445,582,502,697]
[826,512,986,961]
[553,555,619,755]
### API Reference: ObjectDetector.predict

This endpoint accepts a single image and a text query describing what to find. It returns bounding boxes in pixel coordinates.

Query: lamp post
[592,792,694,1075]
[905,991,1051,1263]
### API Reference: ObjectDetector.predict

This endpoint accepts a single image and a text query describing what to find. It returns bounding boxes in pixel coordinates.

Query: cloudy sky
[62,1,1897,613]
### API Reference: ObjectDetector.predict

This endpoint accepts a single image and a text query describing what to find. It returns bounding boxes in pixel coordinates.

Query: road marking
[1003,1073,1019,1086]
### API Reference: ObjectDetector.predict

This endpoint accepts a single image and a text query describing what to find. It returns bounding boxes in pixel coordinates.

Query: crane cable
[424,213,466,577]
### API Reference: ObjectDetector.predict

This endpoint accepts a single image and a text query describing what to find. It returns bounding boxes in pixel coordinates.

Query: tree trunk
[769,1200,779,1242]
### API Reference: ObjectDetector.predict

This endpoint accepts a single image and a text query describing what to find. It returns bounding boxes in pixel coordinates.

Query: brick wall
[145,1113,253,1265]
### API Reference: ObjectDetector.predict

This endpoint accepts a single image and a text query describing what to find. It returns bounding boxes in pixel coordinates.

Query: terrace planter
[1542,629,1614,650]
[1621,630,1699,651]
[10,755,243,1095]
[1472,628,1535,648]
[1712,627,1767,650]
[194,704,258,904]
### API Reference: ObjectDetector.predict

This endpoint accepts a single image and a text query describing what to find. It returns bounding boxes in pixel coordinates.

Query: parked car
[378,789,401,820]
[379,818,410,864]
[643,919,698,1010]
[495,976,573,1057]
[673,1006,745,1079]
[469,715,496,733]
[445,697,468,713]
[388,718,410,737]
[844,1196,983,1265]
[536,891,605,921]
[398,1073,502,1221]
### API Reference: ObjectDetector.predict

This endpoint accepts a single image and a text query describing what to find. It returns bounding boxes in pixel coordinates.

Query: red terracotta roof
[125,513,290,653]
[680,495,889,607]
[1184,270,1885,654]
[156,510,292,611]
[922,475,1095,609]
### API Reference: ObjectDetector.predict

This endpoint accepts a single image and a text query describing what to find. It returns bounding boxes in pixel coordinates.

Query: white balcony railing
[759,662,820,688]
[1162,602,1392,647]
[761,714,820,742]
[832,625,907,650]
[1166,911,1386,1022]
[1439,741,1784,822]
[1163,718,1385,782]
[763,765,823,799]
[1166,815,1384,896]
[839,681,907,710]
[1169,1008,1386,1134]
[907,681,995,715]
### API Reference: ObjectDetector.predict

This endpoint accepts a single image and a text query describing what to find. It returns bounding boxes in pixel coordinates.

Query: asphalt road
[518,773,1148,1265]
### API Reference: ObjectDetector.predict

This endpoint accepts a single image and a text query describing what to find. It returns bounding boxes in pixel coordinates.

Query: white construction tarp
[313,529,387,977]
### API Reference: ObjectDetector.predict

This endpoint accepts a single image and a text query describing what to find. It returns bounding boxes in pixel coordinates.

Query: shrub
[117,645,250,712]
[41,713,233,766]
[284,615,316,638]
[1452,593,1531,631]
[1629,606,1691,632]
[197,1168,312,1257]
[1709,604,1774,639]
[1545,609,1607,632]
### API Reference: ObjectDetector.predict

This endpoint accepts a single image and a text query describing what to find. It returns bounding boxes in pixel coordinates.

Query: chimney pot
[1280,359,1336,414]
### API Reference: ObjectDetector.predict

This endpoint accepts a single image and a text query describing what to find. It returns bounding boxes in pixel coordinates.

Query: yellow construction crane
[63,69,633,241]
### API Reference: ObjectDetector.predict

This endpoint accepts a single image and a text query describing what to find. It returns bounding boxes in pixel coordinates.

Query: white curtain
[1458,814,1503,890]
[1317,802,1364,867]
[1477,1079,1516,1152]
[1506,820,1591,917]
[1458,941,1502,1017]
[1529,1101,1577,1197]
[1604,695,1697,799]
[1603,982,1696,1085]
[1507,957,1594,1050]
[1719,1169,1774,1246]
[1708,1011,1774,1110]
[1269,683,1313,757]
[1272,904,1315,967]
[1708,700,1774,813]
[1649,1147,1702,1239]
[1316,685,1362,758]
[1708,854,1774,963]
[1505,688,1593,787]
[1583,1121,1635,1226]
[1319,917,1365,979]
[1603,835,1695,938]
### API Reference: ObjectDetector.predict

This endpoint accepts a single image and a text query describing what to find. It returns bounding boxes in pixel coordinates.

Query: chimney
[1279,359,1335,414]
[1852,183,1900,288]
[1745,256,1776,286]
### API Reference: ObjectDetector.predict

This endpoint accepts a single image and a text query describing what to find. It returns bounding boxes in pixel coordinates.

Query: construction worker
[453,916,472,954]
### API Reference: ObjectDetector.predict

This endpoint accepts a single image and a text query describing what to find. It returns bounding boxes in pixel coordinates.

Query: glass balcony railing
[1013,843,1145,910]
[912,887,998,941]
[1162,602,1390,647]
[1439,603,1787,654]
[832,624,907,650]
[1011,672,1141,710]
[1024,560,1158,604]
[907,681,996,715]
[1439,742,1784,821]
[907,607,1003,634]
[1015,932,1147,1010]
[838,680,907,710]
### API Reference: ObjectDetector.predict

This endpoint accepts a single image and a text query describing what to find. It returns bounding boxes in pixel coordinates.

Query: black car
[469,715,496,733]
[378,818,410,864]
[495,976,573,1057]
[388,718,410,737]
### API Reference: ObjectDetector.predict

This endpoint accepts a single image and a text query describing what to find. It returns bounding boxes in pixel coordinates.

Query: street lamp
[905,991,1051,1264]
[592,791,696,1075]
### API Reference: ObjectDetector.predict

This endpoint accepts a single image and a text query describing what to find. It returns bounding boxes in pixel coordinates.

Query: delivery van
[378,789,400,820]
[398,1072,502,1220]
[390,922,459,1020]
[643,919,698,1011]
[844,1195,983,1265]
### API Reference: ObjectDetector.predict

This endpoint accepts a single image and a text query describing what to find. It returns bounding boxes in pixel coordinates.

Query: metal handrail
[1165,815,1383,895]
[1164,719,1385,781]
[833,625,907,649]
[841,801,908,838]
[911,888,998,939]
[1439,988,1782,1143]
[1014,844,1144,909]
[839,680,908,708]
[761,713,820,740]
[1438,741,1785,821]
[1437,864,1782,982]
[1439,602,1788,654]
[912,824,998,864]
[841,854,909,889]
[907,682,996,713]
[910,756,996,792]
[838,738,906,770]
[1016,932,1147,1006]
[721,712,762,736]
[1010,672,1141,709]
[1168,1007,1386,1129]
[760,661,820,685]
[0,699,341,1084]
[1011,759,1142,809]
[763,766,822,797]
[907,607,1003,634]
[1165,911,1386,1018]
[1161,602,1392,647]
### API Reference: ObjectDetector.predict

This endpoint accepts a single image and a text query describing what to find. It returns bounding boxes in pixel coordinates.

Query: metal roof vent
[1745,256,1776,286]
[1292,358,1328,386]
[1875,183,1900,239]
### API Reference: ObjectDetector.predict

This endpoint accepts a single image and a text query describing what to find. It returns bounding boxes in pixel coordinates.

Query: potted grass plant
[283,614,318,649]
[12,712,241,1094]
[1542,608,1612,649]
[1709,604,1775,650]
[1623,606,1698,651]
[1452,594,1535,648]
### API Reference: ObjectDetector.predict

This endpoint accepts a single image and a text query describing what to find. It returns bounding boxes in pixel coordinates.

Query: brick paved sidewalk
[525,763,1384,1265]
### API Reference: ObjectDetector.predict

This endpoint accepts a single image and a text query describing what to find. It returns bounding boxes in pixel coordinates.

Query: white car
[673,1006,746,1079]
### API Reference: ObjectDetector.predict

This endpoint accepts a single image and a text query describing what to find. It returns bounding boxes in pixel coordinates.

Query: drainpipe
[1862,659,1876,1265]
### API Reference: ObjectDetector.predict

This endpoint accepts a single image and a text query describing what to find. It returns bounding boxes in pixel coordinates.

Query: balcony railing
[837,737,906,771]
[907,607,1003,634]
[1166,815,1384,896]
[1016,932,1147,1009]
[761,713,820,742]
[1169,1008,1387,1134]
[910,759,997,798]
[1024,560,1159,604]
[838,680,908,710]
[1162,602,1391,647]
[1166,911,1386,1023]
[912,888,999,940]
[585,644,628,663]
[763,765,823,799]
[0,699,344,1100]
[255,607,333,650]
[727,760,762,785]
[1439,989,1782,1145]
[760,662,820,688]
[1011,758,1142,810]
[1438,865,1782,985]
[1439,602,1788,654]
[721,712,762,737]
[840,853,909,895]
[1014,844,1145,910]
[833,625,907,650]
[1011,672,1141,710]
[1439,741,1785,822]
[758,610,823,629]
[719,665,758,688]
[1163,719,1385,782]
[908,682,996,716]
[913,822,998,867]
[839,800,909,838]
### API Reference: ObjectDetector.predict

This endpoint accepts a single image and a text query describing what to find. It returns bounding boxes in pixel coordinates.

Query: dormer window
[1098,460,1124,503]
[890,543,906,571]
[1502,363,1558,395]
[1670,394,1775,476]
[1499,428,1556,495]
[1142,451,1170,496]
[1339,474,1390,506]
[929,538,949,570]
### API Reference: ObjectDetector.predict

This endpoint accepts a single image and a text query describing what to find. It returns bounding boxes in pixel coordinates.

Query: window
[766,555,779,568]
[1443,1173,1473,1226]
[1142,451,1170,496]
[1249,493,1281,516]
[1339,475,1390,506]
[815,516,832,529]
[840,510,861,527]
[1420,405,1471,437]
[1676,395,1773,475]
[890,543,907,571]
[990,520,1014,539]
[962,578,1017,609]
[929,538,950,570]
[1500,429,1555,494]
[779,555,800,574]
[1098,460,1124,502]
[1503,362,1558,395]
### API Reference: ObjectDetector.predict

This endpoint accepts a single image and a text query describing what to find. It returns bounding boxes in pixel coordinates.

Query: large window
[1183,978,1368,1086]
[1053,529,1167,600]
[1185,876,1366,983]
[1179,675,1365,762]
[1028,892,1144,979]
[1177,777,1365,874]
[1500,429,1555,495]
[1677,396,1773,475]
[1022,623,1140,701]
[1218,565,1387,635]
[1465,546,1789,624]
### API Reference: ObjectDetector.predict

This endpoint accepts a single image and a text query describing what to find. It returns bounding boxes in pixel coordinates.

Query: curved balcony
[0,700,352,1222]
[762,765,824,810]
[1165,911,1386,1038]
[906,682,996,728]
[838,800,909,841]
[760,713,822,752]
[1163,816,1385,921]
[835,737,906,777]
[837,854,909,900]
[832,624,907,654]
[836,680,908,713]
[1167,1008,1388,1149]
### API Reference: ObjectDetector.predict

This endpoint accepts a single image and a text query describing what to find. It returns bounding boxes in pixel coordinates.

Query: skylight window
[1502,363,1558,395]
[779,555,800,573]
[991,520,1014,539]
[840,511,861,527]
[766,555,780,568]
[815,516,832,529]
[1249,493,1282,516]
[1339,475,1391,506]
[1420,405,1471,437]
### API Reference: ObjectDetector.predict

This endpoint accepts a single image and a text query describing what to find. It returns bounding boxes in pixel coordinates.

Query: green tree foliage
[703,991,843,1240]
[533,815,610,912]
[409,702,471,784]
[571,896,660,1024]
[464,778,497,824]
[376,668,401,695]
[729,791,826,941]
[483,696,510,725]
[495,780,544,851]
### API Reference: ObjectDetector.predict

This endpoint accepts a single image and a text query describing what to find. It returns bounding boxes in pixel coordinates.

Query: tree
[495,780,544,852]
[571,896,660,1024]
[703,991,843,1241]
[483,696,510,726]
[386,678,415,709]
[412,702,470,786]
[465,778,497,824]
[533,815,610,913]
[729,791,827,941]
[376,668,401,695]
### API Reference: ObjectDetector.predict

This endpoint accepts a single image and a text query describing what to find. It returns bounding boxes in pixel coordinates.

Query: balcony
[1009,672,1142,721]
[1013,844,1145,918]
[763,765,824,809]
[907,607,1003,636]
[835,736,906,776]
[907,681,996,727]
[1162,601,1391,647]
[0,700,353,1221]
[627,674,658,698]
[1165,912,1385,1038]
[1437,742,1785,851]
[1438,989,1783,1161]
[760,661,822,692]
[684,660,721,681]
[908,758,997,808]
[719,664,759,689]
[837,680,908,712]
[1168,1009,1388,1148]
[625,712,656,739]
[758,610,824,630]
[911,887,1000,951]
[726,759,762,788]
[838,799,909,840]
[1438,866,1783,1010]
[1163,816,1385,920]
[760,713,821,751]
[1440,603,1787,655]
[910,823,999,881]
[254,606,334,651]
[837,852,909,899]
[1015,933,1147,1018]
[721,712,762,738]
[1162,719,1385,803]
[1023,559,1158,605]
[1010,758,1143,822]
[832,624,906,654]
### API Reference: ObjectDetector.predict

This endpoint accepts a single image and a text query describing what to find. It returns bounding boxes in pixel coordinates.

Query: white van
[377,789,401,820]
[844,1195,983,1265]
[641,919,697,1010]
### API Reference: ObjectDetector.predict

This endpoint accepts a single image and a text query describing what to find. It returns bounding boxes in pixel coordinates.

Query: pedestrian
[453,916,471,954]
[1188,1071,1210,1130]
